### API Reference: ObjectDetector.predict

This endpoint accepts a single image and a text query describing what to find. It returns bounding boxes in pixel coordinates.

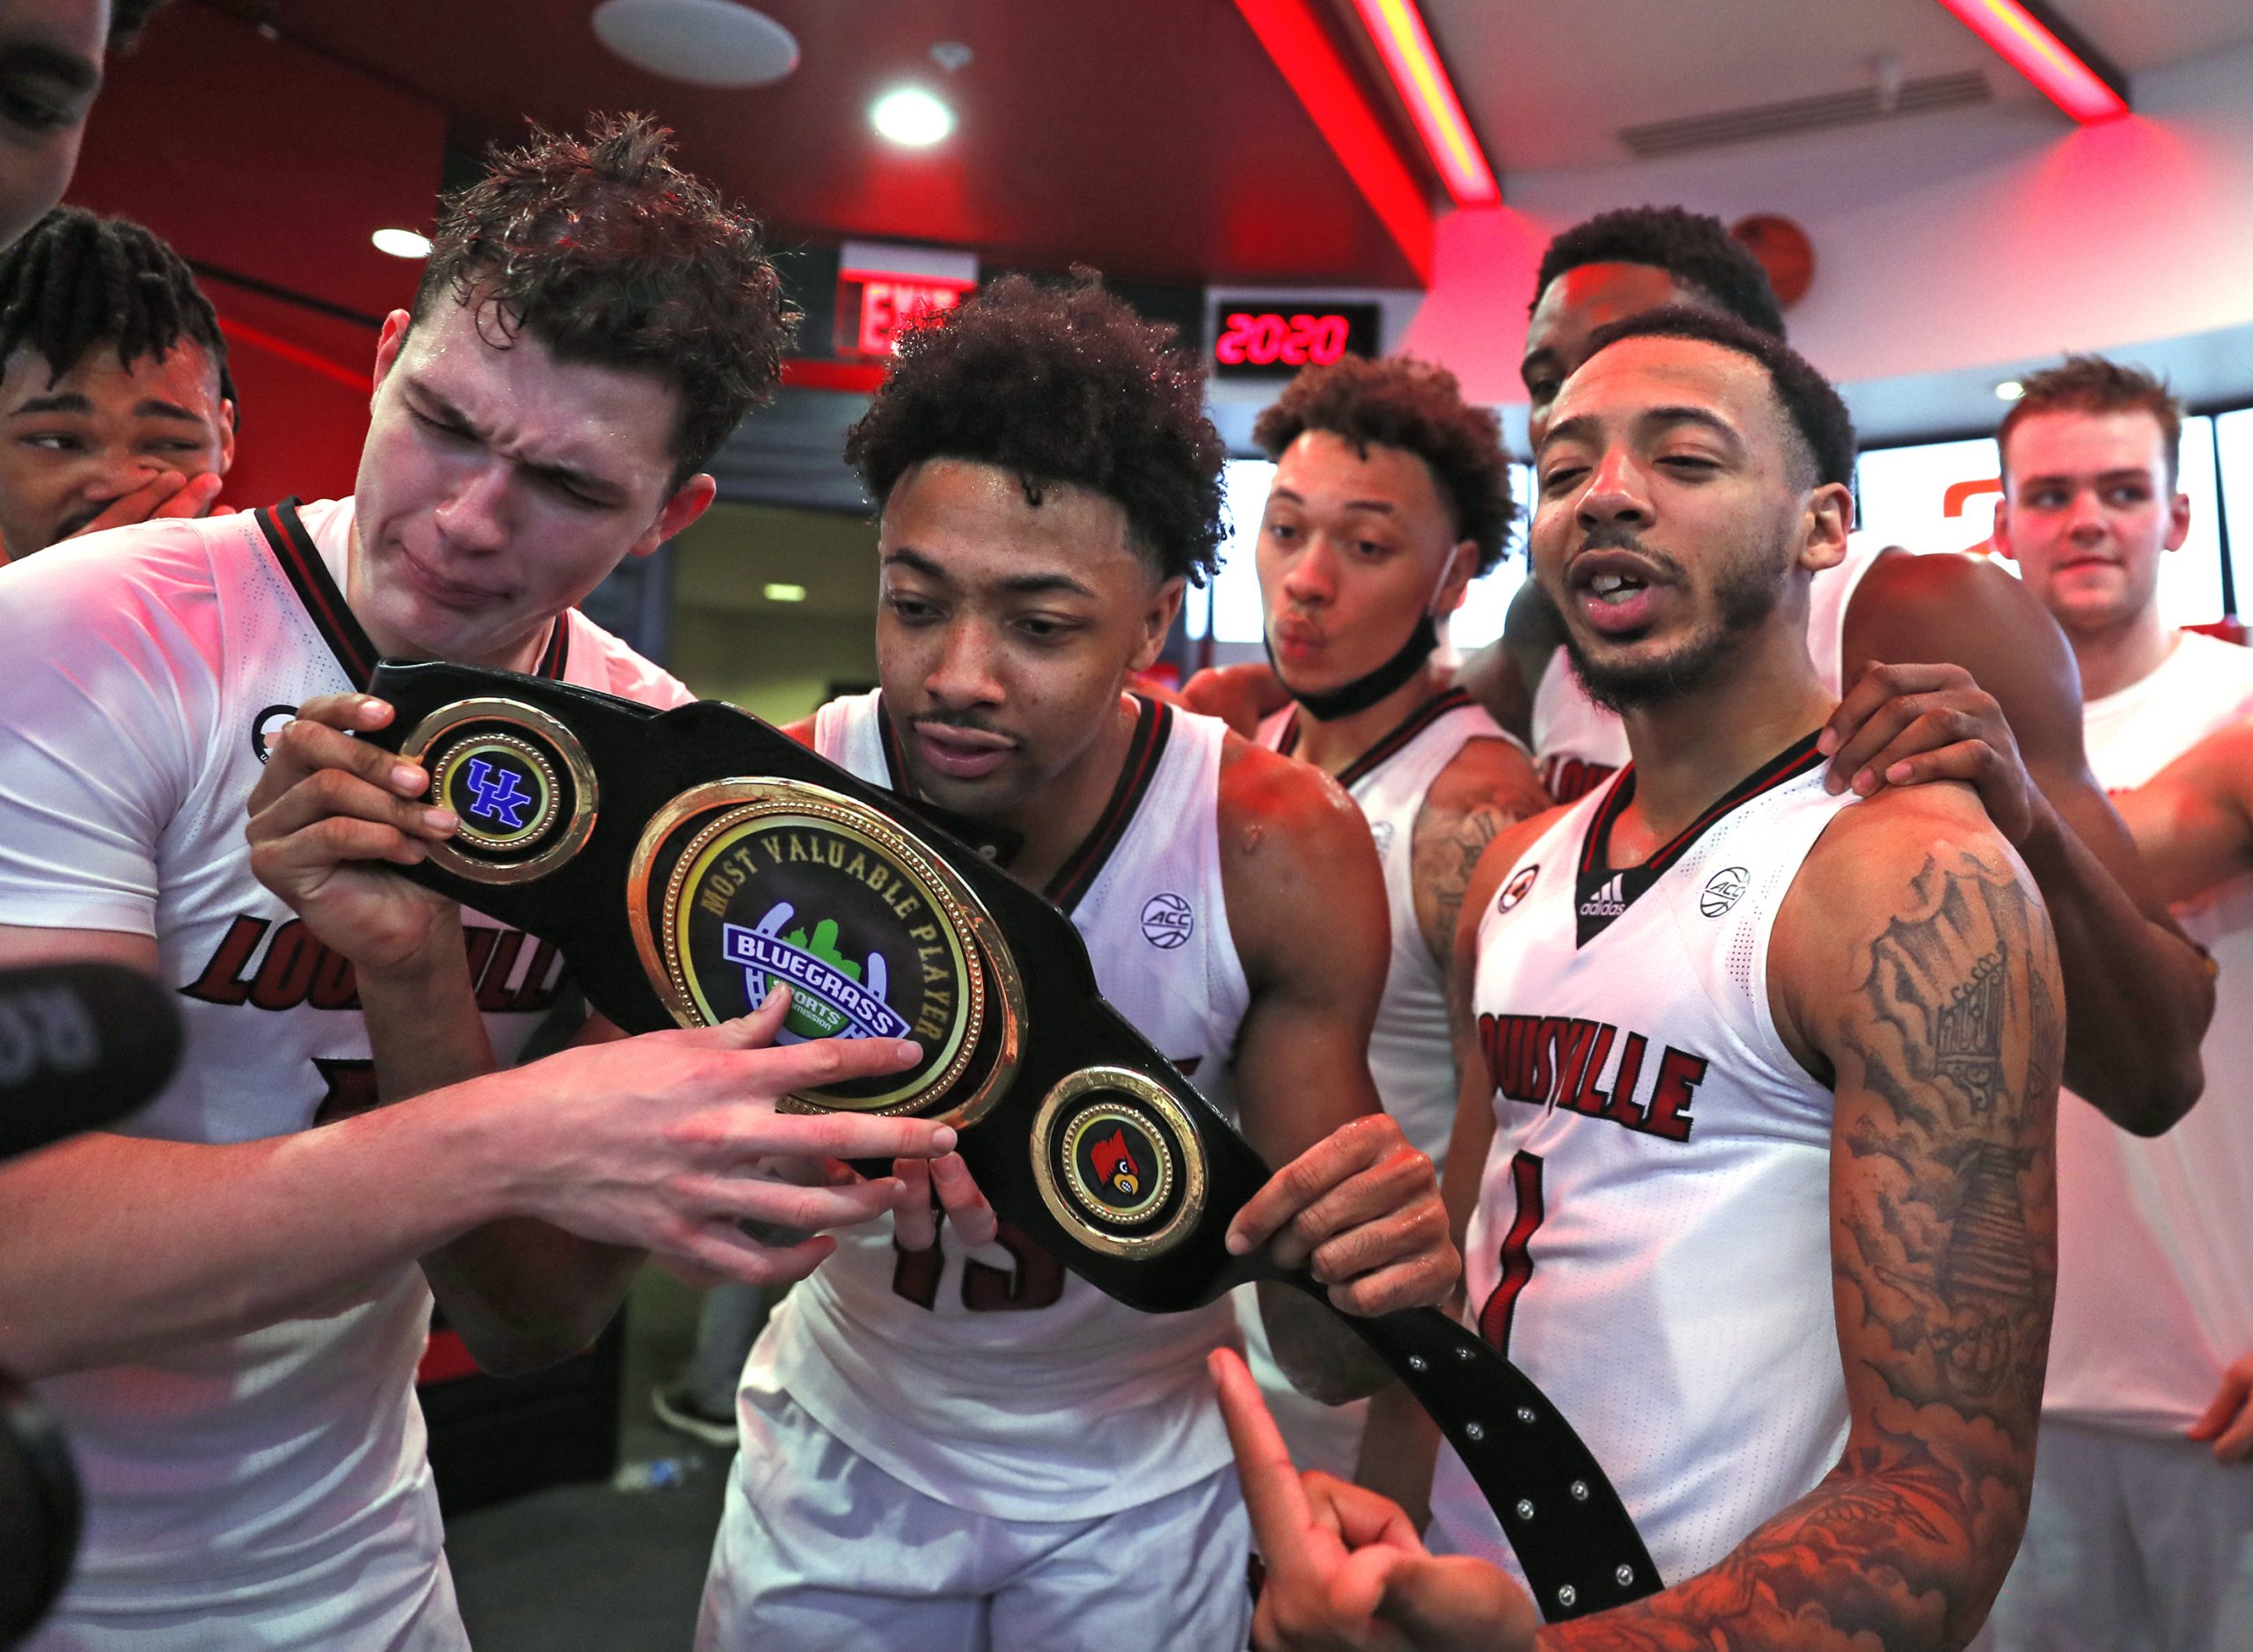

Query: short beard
[1562,531,1788,714]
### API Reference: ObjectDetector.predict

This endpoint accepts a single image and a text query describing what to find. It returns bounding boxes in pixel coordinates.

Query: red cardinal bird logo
[1090,1127,1141,1198]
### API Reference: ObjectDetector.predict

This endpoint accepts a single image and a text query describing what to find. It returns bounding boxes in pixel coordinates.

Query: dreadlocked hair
[0,207,236,414]
[414,113,800,488]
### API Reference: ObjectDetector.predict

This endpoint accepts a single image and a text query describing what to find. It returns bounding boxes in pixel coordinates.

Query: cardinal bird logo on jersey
[1090,1127,1141,1198]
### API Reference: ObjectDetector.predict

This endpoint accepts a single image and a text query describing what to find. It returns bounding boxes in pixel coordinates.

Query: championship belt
[367,659,1659,1621]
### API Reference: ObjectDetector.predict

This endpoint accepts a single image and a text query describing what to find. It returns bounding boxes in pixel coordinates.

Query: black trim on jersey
[1273,687,1474,790]
[254,500,379,690]
[1046,694,1173,913]
[253,499,572,692]
[536,615,571,680]
[1573,730,1827,947]
[870,697,1025,870]
[1338,687,1475,790]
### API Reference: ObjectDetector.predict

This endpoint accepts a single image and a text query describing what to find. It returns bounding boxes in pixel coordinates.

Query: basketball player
[1218,307,2062,1650]
[1824,357,2253,1649]
[0,0,140,258]
[1193,204,2201,1131]
[683,275,1453,1650]
[1234,354,1548,1479]
[0,118,959,1650]
[0,209,237,559]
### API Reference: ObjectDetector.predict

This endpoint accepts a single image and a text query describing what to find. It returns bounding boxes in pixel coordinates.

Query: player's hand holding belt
[341,660,1660,1622]
[244,691,960,1288]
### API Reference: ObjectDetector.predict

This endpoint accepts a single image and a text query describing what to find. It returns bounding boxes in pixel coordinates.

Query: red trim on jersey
[254,500,379,690]
[1273,687,1474,790]
[254,500,571,690]
[1046,694,1173,913]
[1335,687,1474,790]
[1574,729,1827,943]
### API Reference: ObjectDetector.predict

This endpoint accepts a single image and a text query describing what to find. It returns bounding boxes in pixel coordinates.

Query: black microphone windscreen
[0,963,182,1161]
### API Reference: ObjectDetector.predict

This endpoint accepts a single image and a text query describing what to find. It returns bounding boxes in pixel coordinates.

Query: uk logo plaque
[396,698,597,885]
[365,658,1660,1623]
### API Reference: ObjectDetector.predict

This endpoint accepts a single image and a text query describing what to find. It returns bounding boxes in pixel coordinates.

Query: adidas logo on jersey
[1579,874,1627,920]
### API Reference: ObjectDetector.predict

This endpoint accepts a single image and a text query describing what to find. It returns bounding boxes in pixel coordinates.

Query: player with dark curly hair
[695,275,1458,1651]
[1207,354,1552,1487]
[0,207,238,558]
[0,117,967,1651]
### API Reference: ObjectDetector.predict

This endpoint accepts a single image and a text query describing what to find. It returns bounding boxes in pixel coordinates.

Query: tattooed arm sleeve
[1538,804,2063,1651]
[1411,737,1552,972]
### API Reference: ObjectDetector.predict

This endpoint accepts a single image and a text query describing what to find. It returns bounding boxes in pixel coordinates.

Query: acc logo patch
[1141,892,1193,951]
[1369,819,1397,860]
[1700,866,1750,919]
[250,703,297,764]
[1497,863,1539,913]
[397,699,598,886]
[1031,1067,1207,1258]
[632,780,1022,1126]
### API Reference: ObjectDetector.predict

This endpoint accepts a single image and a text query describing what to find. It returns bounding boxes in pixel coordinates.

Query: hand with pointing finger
[1211,1348,1537,1651]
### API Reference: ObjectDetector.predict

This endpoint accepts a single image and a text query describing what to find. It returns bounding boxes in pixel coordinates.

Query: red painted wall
[62,2,446,510]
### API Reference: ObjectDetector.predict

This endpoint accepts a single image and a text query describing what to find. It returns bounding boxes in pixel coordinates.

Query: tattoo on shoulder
[1415,798,1517,969]
[1549,848,2062,1650]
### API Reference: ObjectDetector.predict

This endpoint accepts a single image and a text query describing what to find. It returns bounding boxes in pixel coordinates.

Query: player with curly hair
[0,207,238,558]
[0,116,967,1650]
[694,274,1458,1651]
[1205,356,1552,1486]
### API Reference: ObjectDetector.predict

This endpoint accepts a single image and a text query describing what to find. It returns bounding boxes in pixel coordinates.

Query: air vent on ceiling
[1618,70,1991,158]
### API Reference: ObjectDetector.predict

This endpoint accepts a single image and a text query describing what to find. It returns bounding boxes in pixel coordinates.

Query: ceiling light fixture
[591,0,799,90]
[1229,0,1433,280]
[1995,378,2026,401]
[870,86,954,146]
[1929,0,2129,122]
[371,227,432,259]
[1347,0,1497,206]
[763,582,808,603]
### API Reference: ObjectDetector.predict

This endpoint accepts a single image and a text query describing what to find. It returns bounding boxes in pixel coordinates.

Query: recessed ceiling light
[371,227,432,259]
[871,87,954,147]
[591,0,798,89]
[1995,378,2026,401]
[764,582,808,603]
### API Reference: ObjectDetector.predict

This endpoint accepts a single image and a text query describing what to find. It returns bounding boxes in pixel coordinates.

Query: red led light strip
[1932,0,2128,123]
[1349,0,1498,207]
[1230,0,1434,281]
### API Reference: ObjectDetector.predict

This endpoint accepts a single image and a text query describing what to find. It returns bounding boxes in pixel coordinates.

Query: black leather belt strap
[364,659,1659,1621]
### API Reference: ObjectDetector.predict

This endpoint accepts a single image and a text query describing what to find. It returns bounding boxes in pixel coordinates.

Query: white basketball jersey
[1257,689,1510,1164]
[1428,738,1854,1590]
[1530,535,1890,804]
[755,690,1252,1521]
[0,499,690,1648]
[2044,630,2253,1434]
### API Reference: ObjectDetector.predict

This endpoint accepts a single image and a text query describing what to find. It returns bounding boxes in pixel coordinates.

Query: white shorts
[696,1389,1252,1652]
[1982,1417,2253,1652]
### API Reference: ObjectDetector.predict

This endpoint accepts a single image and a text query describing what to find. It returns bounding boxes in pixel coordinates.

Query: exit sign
[836,273,976,359]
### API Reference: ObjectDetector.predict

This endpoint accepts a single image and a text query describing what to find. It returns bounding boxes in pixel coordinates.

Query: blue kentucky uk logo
[461,759,534,830]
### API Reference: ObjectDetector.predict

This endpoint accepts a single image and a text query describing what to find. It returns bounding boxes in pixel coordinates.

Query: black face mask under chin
[1269,612,1441,723]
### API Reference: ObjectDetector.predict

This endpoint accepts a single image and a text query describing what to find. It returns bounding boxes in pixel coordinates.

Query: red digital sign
[836,274,976,360]
[1210,303,1382,378]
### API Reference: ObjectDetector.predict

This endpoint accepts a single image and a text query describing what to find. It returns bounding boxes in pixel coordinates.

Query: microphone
[0,963,182,1161]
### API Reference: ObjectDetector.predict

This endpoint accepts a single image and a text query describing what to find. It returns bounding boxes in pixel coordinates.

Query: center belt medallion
[628,778,1023,1127]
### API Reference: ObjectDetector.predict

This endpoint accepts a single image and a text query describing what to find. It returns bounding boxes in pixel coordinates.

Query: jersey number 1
[1476,1152,1545,1356]
[892,1218,1068,1312]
